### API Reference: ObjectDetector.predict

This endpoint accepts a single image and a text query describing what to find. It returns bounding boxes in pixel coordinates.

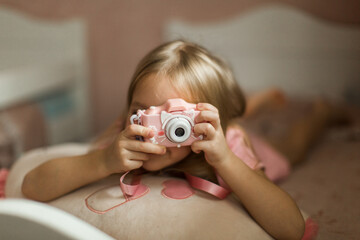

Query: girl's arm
[22,124,166,202]
[192,103,305,240]
[216,156,305,240]
[22,150,110,202]
[22,116,124,202]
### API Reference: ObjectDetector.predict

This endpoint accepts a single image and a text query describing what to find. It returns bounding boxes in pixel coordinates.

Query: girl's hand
[191,103,234,168]
[103,124,167,175]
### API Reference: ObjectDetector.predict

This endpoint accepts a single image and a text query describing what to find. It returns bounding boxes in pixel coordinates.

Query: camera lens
[175,127,185,137]
[165,117,192,143]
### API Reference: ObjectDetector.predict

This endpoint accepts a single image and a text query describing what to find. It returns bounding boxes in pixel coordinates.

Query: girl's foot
[245,88,287,117]
[312,99,352,127]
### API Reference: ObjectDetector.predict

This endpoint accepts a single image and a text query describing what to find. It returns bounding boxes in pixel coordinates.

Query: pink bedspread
[0,168,8,199]
[0,166,317,239]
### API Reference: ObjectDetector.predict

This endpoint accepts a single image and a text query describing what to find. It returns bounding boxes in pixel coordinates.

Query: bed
[162,5,360,238]
[0,7,91,167]
[1,3,360,240]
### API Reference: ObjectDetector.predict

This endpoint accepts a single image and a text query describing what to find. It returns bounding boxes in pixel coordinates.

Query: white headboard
[0,7,91,144]
[165,4,360,101]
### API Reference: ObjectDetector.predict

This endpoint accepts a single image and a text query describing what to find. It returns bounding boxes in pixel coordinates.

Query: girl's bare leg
[264,100,350,165]
[243,89,350,165]
[275,101,330,164]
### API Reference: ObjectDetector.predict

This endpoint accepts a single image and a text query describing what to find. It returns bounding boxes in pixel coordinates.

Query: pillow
[6,144,309,239]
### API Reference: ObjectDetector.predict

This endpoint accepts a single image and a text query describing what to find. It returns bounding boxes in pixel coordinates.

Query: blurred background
[0,0,359,167]
[1,1,360,239]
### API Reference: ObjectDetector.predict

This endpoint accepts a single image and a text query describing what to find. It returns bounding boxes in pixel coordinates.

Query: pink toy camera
[130,98,203,148]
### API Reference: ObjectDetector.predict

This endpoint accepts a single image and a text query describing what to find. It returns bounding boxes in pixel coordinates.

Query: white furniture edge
[0,199,114,240]
[0,61,76,110]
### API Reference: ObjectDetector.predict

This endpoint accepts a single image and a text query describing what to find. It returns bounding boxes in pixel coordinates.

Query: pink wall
[1,0,359,134]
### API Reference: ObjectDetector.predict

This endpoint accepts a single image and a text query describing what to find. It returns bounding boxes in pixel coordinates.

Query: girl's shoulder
[227,122,291,182]
[226,123,253,147]
[226,123,264,171]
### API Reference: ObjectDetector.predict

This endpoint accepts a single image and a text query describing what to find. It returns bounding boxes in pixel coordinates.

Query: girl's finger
[194,123,216,140]
[123,159,144,170]
[118,149,145,170]
[124,140,166,155]
[195,110,221,129]
[123,124,154,139]
[196,103,219,113]
[191,140,210,154]
[127,151,150,161]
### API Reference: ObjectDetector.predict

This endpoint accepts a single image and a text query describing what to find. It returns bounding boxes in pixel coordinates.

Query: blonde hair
[127,40,246,181]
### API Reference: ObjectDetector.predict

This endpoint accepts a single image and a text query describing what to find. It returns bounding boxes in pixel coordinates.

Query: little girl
[22,40,308,239]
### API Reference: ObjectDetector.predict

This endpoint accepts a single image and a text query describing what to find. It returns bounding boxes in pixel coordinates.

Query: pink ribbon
[119,170,231,200]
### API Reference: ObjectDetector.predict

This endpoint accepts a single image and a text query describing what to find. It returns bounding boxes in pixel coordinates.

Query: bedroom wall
[1,0,359,134]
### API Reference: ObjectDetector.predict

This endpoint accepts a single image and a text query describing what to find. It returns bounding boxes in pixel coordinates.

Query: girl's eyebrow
[131,101,149,109]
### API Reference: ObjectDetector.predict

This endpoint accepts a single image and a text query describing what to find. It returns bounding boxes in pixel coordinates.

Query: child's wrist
[211,151,238,172]
[93,148,114,177]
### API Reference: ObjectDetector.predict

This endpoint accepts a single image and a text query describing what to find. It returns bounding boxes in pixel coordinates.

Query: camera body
[130,98,203,148]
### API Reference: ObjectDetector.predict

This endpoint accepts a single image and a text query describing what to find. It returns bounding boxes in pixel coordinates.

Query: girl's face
[126,74,192,171]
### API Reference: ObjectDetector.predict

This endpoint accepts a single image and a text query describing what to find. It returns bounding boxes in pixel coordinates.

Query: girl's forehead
[131,74,188,108]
